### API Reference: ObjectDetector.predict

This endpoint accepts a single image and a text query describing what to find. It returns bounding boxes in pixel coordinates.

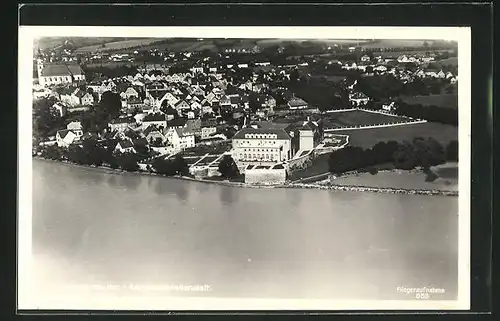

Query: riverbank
[32,156,457,196]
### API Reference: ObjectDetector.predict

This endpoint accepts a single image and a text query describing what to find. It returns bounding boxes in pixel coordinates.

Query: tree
[99,91,122,120]
[116,152,139,172]
[393,140,418,170]
[152,158,176,176]
[43,145,62,160]
[218,155,240,179]
[248,93,261,113]
[172,155,189,176]
[33,97,60,139]
[446,140,458,161]
[67,145,89,165]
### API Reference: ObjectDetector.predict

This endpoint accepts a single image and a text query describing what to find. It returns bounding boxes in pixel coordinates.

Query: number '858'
[416,293,430,299]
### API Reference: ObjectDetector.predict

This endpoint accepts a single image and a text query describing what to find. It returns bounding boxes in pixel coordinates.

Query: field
[334,122,458,149]
[195,155,221,166]
[399,94,458,109]
[359,39,457,49]
[376,49,454,58]
[34,37,129,50]
[288,153,331,181]
[184,156,204,166]
[323,110,411,129]
[436,57,458,67]
[74,38,162,53]
[330,164,458,191]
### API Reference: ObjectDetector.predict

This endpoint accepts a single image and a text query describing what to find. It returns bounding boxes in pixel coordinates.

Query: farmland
[323,110,411,129]
[358,39,457,49]
[34,37,129,50]
[436,57,458,67]
[334,122,458,149]
[74,38,162,53]
[375,49,455,58]
[399,94,458,109]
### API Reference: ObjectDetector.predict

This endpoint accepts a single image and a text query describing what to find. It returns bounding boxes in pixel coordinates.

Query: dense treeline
[328,138,458,175]
[394,101,458,126]
[151,156,190,177]
[82,65,139,81]
[39,141,193,176]
[355,75,451,100]
[288,78,348,111]
[40,141,138,172]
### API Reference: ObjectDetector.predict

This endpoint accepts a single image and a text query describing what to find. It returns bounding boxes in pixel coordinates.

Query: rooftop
[232,127,291,140]
[41,63,84,77]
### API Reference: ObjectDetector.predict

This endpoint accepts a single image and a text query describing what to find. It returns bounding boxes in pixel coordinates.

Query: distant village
[32,39,459,185]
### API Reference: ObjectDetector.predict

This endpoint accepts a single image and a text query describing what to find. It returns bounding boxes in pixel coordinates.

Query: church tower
[36,59,44,79]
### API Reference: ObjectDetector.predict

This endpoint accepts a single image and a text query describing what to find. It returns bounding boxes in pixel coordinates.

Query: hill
[34,37,132,51]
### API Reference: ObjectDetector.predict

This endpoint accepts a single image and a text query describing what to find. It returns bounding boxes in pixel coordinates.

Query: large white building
[231,127,295,168]
[37,60,85,87]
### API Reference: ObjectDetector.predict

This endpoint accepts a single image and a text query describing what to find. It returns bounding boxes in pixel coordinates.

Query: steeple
[36,59,44,79]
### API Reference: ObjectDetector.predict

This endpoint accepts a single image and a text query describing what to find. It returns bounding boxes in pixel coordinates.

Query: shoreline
[32,156,458,196]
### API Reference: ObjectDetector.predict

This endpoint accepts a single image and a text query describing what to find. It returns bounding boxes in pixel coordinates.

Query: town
[32,38,459,187]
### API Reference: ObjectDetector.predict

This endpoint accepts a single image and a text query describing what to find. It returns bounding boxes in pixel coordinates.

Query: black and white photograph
[18,26,471,310]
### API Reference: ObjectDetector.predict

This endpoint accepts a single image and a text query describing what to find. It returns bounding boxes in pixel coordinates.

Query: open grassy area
[436,57,458,67]
[330,165,458,191]
[334,122,458,149]
[34,37,128,50]
[359,39,457,49]
[323,110,410,128]
[288,152,331,181]
[375,50,454,58]
[399,94,458,109]
[195,155,220,166]
[75,38,161,53]
[184,156,204,165]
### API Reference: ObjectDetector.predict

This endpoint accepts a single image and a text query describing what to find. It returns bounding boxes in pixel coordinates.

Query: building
[349,92,370,106]
[171,128,195,151]
[298,121,319,151]
[382,101,396,112]
[37,61,85,87]
[287,97,309,110]
[66,121,84,137]
[231,127,294,168]
[109,117,137,133]
[141,113,167,130]
[114,140,136,154]
[55,129,78,147]
[144,125,168,145]
[201,119,218,139]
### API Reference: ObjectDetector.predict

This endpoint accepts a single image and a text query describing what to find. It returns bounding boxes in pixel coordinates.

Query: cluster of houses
[341,53,458,84]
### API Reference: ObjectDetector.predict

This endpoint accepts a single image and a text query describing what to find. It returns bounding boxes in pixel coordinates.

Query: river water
[31,159,458,301]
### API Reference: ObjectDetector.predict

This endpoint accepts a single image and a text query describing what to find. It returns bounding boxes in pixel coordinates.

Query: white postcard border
[18,26,471,311]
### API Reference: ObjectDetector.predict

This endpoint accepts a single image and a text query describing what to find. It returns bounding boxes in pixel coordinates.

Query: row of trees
[40,142,139,172]
[354,75,451,100]
[82,65,139,82]
[81,91,122,132]
[151,156,190,176]
[328,138,458,175]
[394,101,458,126]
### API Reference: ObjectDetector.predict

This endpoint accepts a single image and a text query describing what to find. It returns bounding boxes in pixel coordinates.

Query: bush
[218,155,240,179]
[368,167,378,175]
[116,153,139,172]
[423,168,439,182]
